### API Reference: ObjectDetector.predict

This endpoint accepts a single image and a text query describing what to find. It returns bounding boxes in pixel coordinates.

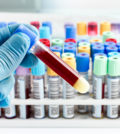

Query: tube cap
[0,22,7,28]
[47,52,60,76]
[65,38,76,43]
[32,59,45,76]
[64,42,76,47]
[118,47,120,52]
[106,38,117,43]
[30,21,40,29]
[93,53,106,63]
[64,46,76,56]
[100,22,111,35]
[88,22,98,36]
[64,23,74,28]
[92,45,104,60]
[106,46,118,55]
[39,38,50,47]
[39,26,50,39]
[104,42,116,48]
[90,39,102,43]
[108,56,120,76]
[78,42,90,47]
[16,66,29,76]
[42,21,52,34]
[78,46,90,55]
[116,42,120,47]
[76,53,89,72]
[62,53,75,58]
[50,46,62,56]
[77,22,87,35]
[14,24,37,50]
[62,57,76,70]
[108,52,120,57]
[77,39,89,46]
[65,26,76,39]
[102,31,115,42]
[93,55,107,76]
[52,38,64,47]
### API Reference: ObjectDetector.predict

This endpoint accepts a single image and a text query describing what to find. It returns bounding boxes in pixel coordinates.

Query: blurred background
[0,0,120,15]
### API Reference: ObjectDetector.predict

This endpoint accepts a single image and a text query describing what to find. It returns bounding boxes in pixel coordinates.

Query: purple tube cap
[16,66,30,76]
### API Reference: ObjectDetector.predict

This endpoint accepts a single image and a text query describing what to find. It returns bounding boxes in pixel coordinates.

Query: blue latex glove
[0,24,39,108]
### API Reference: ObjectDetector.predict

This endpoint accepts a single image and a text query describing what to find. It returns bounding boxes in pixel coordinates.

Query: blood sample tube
[106,46,118,56]
[65,38,76,43]
[65,26,76,39]
[107,56,120,119]
[47,52,60,119]
[102,31,115,42]
[88,22,98,38]
[40,39,50,48]
[77,22,87,39]
[52,38,64,48]
[14,24,89,94]
[76,53,89,114]
[4,87,16,119]
[30,21,40,29]
[100,22,111,35]
[32,59,45,119]
[64,46,76,57]
[42,21,52,35]
[50,46,62,57]
[16,67,31,119]
[39,26,51,40]
[62,57,76,119]
[92,55,107,118]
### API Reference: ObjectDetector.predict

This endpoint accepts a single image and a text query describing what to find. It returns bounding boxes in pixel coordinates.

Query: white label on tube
[33,79,44,99]
[19,105,26,119]
[5,106,16,118]
[49,105,59,118]
[34,105,45,119]
[63,105,74,118]
[107,78,119,118]
[92,105,102,118]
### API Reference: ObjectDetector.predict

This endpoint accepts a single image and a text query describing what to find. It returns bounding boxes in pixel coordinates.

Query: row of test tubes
[0,21,120,119]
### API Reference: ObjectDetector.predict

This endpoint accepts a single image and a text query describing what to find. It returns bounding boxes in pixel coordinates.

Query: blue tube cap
[64,42,77,47]
[32,59,45,76]
[39,26,50,40]
[65,26,76,39]
[106,46,118,55]
[77,39,89,46]
[0,22,7,28]
[14,24,37,50]
[117,42,120,47]
[42,21,52,34]
[108,52,120,57]
[50,46,62,56]
[104,42,116,48]
[92,45,104,60]
[76,53,89,72]
[64,46,76,56]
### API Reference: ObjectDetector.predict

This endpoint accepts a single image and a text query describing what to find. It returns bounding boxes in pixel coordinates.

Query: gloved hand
[0,24,39,107]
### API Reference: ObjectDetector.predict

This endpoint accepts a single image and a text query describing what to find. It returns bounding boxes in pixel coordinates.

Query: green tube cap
[93,55,107,76]
[62,53,75,58]
[78,42,90,47]
[102,31,115,42]
[108,56,120,76]
[52,38,64,47]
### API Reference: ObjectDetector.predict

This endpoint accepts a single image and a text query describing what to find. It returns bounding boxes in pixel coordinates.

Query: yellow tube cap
[100,22,111,35]
[77,22,87,35]
[47,52,60,76]
[62,57,76,70]
[90,39,102,43]
[78,46,90,55]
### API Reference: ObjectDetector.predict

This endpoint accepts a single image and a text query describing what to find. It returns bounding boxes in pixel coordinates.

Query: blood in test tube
[40,39,50,47]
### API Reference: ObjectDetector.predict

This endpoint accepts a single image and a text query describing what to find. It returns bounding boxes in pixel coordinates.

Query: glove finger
[20,52,39,68]
[0,96,10,108]
[0,74,15,101]
[0,23,38,46]
[0,32,30,81]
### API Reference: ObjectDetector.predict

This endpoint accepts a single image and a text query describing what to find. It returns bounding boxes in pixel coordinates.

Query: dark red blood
[34,43,80,86]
